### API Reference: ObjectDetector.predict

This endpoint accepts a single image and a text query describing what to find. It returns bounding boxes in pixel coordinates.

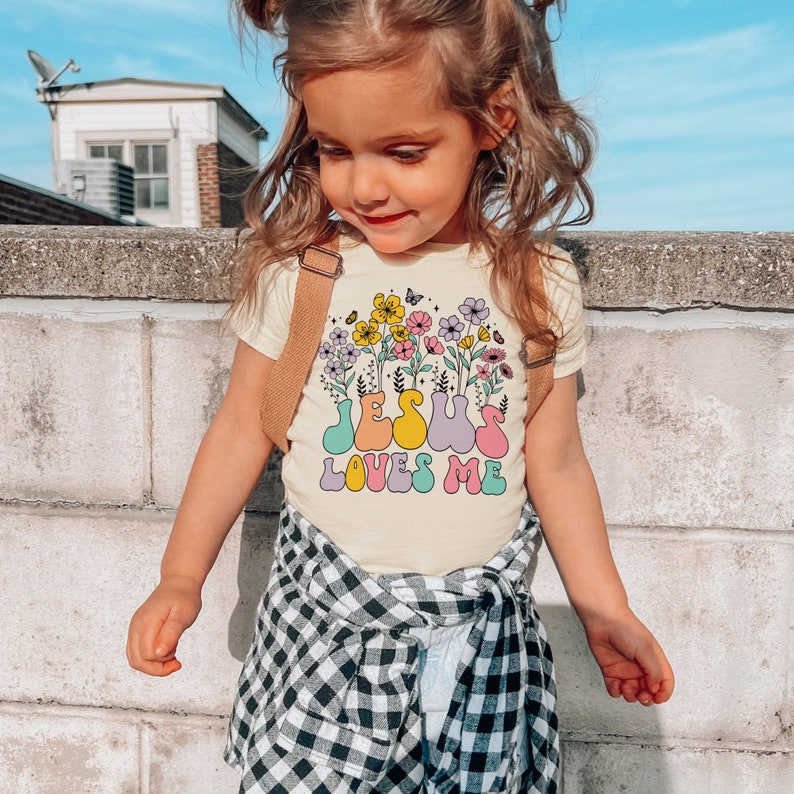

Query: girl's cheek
[318,169,341,204]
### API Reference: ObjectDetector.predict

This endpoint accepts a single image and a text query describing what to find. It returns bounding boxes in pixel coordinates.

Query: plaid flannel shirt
[225,503,559,793]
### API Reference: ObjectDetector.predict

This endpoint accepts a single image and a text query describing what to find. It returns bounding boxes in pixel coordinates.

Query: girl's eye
[316,145,350,160]
[390,148,428,164]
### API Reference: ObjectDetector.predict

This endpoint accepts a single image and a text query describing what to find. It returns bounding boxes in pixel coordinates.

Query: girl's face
[303,61,490,253]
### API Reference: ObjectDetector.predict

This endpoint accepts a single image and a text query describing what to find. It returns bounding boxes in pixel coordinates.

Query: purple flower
[324,359,344,378]
[330,327,348,346]
[340,343,361,363]
[458,297,490,326]
[318,341,336,359]
[439,314,464,341]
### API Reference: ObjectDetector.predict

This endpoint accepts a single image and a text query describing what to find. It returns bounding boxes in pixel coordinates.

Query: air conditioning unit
[57,158,135,217]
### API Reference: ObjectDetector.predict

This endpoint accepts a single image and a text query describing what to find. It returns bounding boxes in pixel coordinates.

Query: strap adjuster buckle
[519,331,557,370]
[298,245,344,279]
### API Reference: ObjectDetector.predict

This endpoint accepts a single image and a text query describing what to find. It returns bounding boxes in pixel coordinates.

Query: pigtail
[235,0,289,33]
[530,0,562,16]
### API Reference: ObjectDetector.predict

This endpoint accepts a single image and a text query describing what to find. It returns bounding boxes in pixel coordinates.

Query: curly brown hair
[230,0,594,351]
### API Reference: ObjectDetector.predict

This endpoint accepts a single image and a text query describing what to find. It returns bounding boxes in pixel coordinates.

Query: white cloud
[31,0,220,20]
[578,24,794,143]
[0,78,38,101]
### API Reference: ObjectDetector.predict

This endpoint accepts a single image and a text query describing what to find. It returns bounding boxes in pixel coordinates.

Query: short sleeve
[228,262,299,360]
[542,247,587,378]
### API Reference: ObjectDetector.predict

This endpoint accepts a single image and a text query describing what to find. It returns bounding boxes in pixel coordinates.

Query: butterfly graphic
[345,310,358,324]
[493,330,505,344]
[405,288,424,306]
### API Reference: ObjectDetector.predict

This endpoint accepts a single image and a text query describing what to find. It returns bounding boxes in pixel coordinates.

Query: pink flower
[424,336,443,355]
[406,310,432,336]
[476,364,490,380]
[481,347,506,364]
[499,362,514,379]
[394,340,416,360]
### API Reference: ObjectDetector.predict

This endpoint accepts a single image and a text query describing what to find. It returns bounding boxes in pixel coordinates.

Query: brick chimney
[196,143,222,228]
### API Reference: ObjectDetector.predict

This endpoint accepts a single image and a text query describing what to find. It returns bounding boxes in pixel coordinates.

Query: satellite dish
[26,50,81,88]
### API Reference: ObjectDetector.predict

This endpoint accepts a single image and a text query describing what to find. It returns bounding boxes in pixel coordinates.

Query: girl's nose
[350,159,389,206]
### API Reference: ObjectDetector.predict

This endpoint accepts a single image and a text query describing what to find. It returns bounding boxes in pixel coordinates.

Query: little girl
[127,1,674,792]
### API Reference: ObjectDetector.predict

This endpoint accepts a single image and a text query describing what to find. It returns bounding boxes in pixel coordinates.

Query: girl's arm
[126,340,275,677]
[524,373,674,706]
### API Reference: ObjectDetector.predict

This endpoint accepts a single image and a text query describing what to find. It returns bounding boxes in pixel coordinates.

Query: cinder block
[149,318,234,506]
[145,716,241,793]
[579,325,794,531]
[0,706,139,794]
[149,318,284,511]
[0,505,277,715]
[0,314,146,504]
[531,530,794,746]
[562,741,794,794]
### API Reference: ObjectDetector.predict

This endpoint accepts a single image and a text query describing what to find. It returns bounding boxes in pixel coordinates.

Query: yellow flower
[371,293,405,325]
[391,325,409,342]
[353,320,382,347]
[477,326,491,342]
[458,335,475,350]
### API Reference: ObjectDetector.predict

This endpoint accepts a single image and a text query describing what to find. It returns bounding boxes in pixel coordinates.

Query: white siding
[217,105,260,165]
[55,99,219,227]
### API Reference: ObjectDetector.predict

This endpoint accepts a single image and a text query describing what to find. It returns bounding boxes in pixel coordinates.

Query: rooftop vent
[56,158,135,218]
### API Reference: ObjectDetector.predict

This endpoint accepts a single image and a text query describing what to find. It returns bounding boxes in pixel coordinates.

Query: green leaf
[345,374,355,387]
[446,345,457,358]
[467,375,478,386]
[483,383,491,396]
[492,386,502,395]
[461,358,470,371]
[472,345,486,359]
[378,351,386,361]
[419,364,433,373]
[443,356,456,370]
[332,383,347,395]
[402,367,413,376]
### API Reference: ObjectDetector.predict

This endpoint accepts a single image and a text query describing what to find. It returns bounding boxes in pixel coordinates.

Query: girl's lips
[361,210,412,226]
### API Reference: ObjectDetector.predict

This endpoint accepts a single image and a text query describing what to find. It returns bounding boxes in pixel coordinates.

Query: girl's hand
[580,609,674,706]
[126,576,202,677]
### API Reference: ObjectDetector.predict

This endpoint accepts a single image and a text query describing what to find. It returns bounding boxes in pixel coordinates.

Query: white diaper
[408,621,530,788]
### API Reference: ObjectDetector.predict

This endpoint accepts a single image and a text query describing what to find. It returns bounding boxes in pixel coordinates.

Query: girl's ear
[480,81,517,151]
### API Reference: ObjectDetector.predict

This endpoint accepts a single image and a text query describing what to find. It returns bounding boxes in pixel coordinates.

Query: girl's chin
[356,228,425,255]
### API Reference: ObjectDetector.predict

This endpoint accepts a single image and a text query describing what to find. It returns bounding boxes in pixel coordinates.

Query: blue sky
[1,1,792,231]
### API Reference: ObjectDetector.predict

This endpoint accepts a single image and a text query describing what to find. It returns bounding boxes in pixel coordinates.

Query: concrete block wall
[1,227,792,793]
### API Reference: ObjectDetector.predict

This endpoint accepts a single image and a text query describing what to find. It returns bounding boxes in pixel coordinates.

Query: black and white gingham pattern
[225,503,559,793]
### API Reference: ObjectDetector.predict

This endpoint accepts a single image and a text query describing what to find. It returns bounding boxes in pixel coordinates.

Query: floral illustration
[318,326,360,401]
[476,347,514,406]
[320,292,510,401]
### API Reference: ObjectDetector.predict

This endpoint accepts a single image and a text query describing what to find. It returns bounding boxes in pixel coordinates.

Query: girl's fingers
[604,677,622,698]
[652,673,675,704]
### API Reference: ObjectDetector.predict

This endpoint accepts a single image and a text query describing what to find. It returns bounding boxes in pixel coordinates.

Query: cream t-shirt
[233,237,586,575]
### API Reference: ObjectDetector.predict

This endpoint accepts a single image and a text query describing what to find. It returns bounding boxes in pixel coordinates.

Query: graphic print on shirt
[317,289,515,496]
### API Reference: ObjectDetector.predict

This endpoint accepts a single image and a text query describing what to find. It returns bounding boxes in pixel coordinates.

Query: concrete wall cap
[1,227,792,309]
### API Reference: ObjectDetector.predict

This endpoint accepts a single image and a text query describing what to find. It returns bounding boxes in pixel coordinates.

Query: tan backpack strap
[260,239,343,453]
[520,328,556,423]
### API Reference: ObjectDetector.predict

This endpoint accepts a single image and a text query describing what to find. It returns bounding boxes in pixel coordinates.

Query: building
[0,172,145,226]
[38,78,267,227]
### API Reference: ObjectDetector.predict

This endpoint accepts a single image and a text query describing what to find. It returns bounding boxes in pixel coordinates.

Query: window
[133,143,169,209]
[88,143,123,161]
